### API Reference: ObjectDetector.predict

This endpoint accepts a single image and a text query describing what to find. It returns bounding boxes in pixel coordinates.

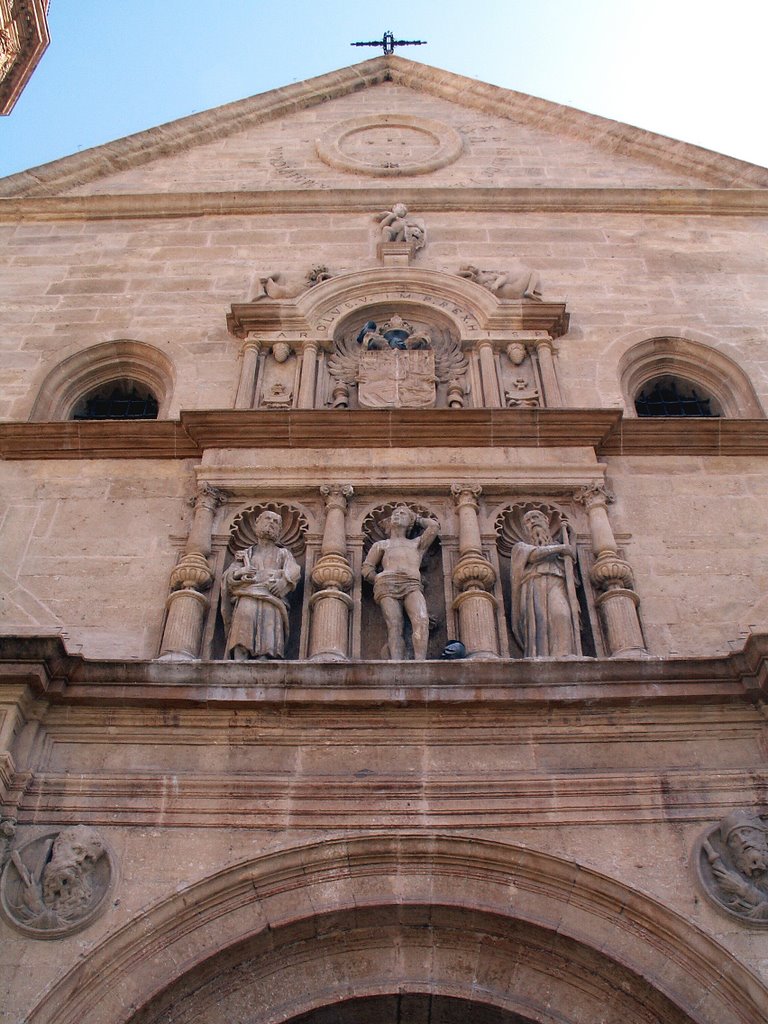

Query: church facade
[1,56,768,1024]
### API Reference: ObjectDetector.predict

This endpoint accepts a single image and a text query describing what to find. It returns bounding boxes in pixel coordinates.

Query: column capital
[450,482,482,505]
[320,484,354,511]
[574,482,615,511]
[195,483,226,511]
[241,335,262,352]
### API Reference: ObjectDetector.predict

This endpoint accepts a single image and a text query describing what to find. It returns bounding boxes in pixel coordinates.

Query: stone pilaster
[513,331,562,407]
[476,338,502,408]
[159,484,225,662]
[297,339,320,408]
[234,336,261,409]
[308,485,354,662]
[574,483,647,658]
[450,484,499,660]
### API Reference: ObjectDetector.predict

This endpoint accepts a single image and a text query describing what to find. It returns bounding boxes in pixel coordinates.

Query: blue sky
[2,0,767,179]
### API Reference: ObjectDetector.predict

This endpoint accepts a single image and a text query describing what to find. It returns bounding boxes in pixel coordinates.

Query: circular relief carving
[0,826,115,939]
[694,811,768,924]
[316,115,463,176]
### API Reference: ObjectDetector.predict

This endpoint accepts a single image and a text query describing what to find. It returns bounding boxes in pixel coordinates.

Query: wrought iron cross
[351,30,427,56]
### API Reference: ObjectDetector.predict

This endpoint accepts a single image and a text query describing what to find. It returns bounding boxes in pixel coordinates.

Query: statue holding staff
[510,508,581,658]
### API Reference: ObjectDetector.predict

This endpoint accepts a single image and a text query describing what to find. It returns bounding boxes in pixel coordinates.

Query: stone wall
[2,209,767,422]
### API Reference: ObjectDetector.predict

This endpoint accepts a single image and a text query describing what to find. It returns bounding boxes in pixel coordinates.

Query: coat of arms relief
[328,314,467,410]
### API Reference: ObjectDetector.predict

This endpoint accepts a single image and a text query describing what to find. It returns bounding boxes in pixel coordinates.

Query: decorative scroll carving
[459,263,542,301]
[505,377,540,409]
[362,504,440,660]
[252,265,332,301]
[497,503,581,659]
[261,381,293,409]
[0,826,114,938]
[375,203,426,250]
[696,811,768,924]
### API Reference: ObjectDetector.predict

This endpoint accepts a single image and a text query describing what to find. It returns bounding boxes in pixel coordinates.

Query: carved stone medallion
[316,115,463,176]
[0,826,115,938]
[694,810,768,924]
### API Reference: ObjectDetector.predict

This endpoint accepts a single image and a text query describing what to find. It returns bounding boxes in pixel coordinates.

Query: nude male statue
[361,505,440,660]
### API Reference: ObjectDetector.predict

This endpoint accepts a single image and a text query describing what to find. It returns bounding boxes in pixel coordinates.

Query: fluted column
[308,485,354,662]
[234,336,261,409]
[574,483,647,658]
[450,483,500,659]
[519,331,562,407]
[476,338,502,408]
[159,483,224,661]
[297,339,320,408]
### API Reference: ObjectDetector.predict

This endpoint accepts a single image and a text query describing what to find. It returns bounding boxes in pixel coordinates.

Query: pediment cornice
[2,55,768,198]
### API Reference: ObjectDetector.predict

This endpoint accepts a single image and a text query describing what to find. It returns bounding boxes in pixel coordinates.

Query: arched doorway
[26,835,768,1024]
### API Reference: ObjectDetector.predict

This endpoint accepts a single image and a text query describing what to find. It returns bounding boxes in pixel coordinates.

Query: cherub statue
[376,203,427,250]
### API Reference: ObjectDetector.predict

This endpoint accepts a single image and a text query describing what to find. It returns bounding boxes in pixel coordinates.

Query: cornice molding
[2,631,767,707]
[2,186,768,221]
[0,409,619,459]
[3,410,768,460]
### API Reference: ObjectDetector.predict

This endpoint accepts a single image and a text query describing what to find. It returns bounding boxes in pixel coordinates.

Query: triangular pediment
[2,56,767,198]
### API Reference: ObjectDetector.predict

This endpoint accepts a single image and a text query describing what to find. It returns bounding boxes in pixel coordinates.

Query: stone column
[516,331,562,407]
[308,485,354,662]
[234,336,261,409]
[574,483,647,658]
[297,339,320,408]
[159,483,224,661]
[450,483,500,659]
[476,338,502,408]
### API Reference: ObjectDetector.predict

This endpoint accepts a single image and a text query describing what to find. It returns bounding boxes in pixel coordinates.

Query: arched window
[619,336,763,419]
[29,340,174,421]
[634,375,718,418]
[71,381,159,421]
